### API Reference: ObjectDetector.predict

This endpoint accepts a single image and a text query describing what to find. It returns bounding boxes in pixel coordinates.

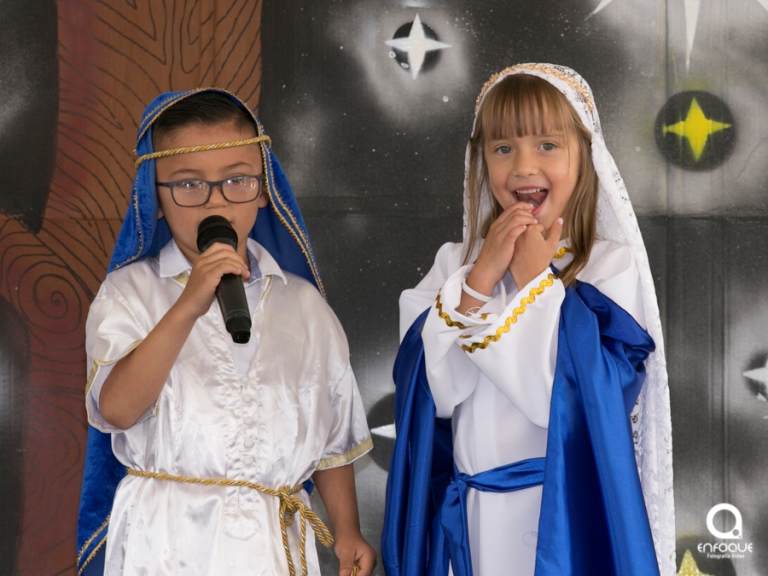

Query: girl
[383,64,675,576]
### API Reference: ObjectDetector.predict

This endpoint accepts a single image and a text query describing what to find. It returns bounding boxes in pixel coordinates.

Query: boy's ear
[257,193,268,209]
[157,204,164,219]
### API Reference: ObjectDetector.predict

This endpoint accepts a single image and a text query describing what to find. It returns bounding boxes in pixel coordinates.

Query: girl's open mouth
[515,188,548,209]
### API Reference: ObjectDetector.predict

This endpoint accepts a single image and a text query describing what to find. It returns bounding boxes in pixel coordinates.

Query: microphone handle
[216,273,252,344]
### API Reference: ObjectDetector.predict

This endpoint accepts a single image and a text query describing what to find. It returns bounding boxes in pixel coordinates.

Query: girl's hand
[175,242,249,319]
[466,203,538,297]
[334,532,377,576]
[509,217,563,291]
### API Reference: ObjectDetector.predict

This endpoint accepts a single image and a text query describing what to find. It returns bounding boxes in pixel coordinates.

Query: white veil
[464,64,675,575]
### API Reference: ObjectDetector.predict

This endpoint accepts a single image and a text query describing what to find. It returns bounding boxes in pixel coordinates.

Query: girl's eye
[496,145,512,154]
[540,142,556,151]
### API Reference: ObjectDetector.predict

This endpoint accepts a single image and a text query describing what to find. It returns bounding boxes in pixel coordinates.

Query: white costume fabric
[86,238,372,576]
[399,64,675,576]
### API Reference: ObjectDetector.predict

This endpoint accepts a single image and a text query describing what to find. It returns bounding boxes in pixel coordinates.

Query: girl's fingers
[546,217,564,246]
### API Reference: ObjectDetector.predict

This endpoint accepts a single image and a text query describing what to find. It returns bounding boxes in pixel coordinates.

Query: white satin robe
[399,239,645,576]
[86,239,372,576]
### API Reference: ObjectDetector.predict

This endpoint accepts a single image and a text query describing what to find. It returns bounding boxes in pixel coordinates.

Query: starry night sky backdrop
[1,0,767,574]
[259,1,768,575]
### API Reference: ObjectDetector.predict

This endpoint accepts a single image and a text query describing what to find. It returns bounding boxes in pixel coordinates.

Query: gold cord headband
[475,64,595,114]
[134,135,272,168]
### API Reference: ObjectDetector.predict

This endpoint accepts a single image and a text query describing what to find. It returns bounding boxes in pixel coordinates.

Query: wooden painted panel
[0,2,263,574]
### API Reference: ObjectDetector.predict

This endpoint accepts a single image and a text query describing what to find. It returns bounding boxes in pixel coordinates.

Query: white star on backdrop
[371,423,397,439]
[385,13,452,79]
[588,0,768,71]
[744,360,768,404]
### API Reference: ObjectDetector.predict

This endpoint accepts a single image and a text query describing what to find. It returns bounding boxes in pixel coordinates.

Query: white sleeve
[405,240,645,428]
[316,364,373,470]
[421,264,564,427]
[85,279,153,433]
[578,242,646,328]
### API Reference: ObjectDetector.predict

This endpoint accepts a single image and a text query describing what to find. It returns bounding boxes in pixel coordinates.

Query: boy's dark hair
[152,91,256,147]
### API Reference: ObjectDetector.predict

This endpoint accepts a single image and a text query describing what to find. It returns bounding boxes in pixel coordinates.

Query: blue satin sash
[382,281,660,576]
[433,459,545,576]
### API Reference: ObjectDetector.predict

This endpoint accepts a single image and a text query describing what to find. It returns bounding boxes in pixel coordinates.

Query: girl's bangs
[479,75,571,140]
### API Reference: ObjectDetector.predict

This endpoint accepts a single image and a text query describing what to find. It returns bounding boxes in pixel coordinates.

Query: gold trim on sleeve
[315,436,374,471]
[435,292,470,330]
[461,274,556,353]
[85,341,142,395]
[553,246,572,259]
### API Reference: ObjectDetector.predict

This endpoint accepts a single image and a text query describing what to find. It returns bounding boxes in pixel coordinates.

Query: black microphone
[196,215,252,344]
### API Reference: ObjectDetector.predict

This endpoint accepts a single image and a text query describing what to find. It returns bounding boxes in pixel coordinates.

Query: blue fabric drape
[76,88,323,575]
[382,281,659,576]
[433,459,545,576]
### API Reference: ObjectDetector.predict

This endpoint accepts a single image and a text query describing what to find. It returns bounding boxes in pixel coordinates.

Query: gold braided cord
[553,246,572,259]
[262,149,327,299]
[435,292,470,330]
[475,64,595,114]
[76,515,110,564]
[77,534,108,576]
[134,136,272,168]
[125,468,333,576]
[461,274,556,353]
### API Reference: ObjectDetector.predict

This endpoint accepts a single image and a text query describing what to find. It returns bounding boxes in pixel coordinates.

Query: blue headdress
[109,87,324,292]
[77,88,323,575]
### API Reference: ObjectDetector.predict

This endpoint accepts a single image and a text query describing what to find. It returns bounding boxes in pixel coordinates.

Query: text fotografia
[697,542,753,560]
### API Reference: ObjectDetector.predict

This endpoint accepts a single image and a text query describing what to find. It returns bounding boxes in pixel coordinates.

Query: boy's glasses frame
[156,175,263,207]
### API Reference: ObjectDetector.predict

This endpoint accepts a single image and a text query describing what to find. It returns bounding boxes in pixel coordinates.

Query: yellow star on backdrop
[663,98,732,161]
[677,549,714,576]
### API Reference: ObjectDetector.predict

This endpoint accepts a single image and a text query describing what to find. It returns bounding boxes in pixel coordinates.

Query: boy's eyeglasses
[156,175,263,207]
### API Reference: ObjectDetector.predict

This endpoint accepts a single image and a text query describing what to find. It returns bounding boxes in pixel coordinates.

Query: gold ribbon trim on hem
[125,468,332,576]
[134,136,272,168]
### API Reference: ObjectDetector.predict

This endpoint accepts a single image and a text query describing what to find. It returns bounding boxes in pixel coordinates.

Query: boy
[77,89,375,576]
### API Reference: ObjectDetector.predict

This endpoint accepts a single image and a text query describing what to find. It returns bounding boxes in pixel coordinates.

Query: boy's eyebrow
[163,161,261,179]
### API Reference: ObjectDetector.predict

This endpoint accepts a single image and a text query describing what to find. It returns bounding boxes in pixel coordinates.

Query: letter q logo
[706,503,742,539]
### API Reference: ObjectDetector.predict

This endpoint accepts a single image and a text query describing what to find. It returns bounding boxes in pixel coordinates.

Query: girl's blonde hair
[464,74,598,287]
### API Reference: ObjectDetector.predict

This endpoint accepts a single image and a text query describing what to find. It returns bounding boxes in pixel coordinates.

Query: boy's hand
[176,242,249,319]
[509,217,563,291]
[334,532,376,576]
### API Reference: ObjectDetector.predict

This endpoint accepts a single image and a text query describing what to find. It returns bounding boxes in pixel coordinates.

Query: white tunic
[86,239,372,576]
[399,239,645,576]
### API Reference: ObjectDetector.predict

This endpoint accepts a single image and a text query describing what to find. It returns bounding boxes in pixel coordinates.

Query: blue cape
[382,281,660,576]
[76,89,323,575]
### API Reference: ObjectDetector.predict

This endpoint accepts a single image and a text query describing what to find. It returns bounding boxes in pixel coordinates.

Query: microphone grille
[196,215,238,252]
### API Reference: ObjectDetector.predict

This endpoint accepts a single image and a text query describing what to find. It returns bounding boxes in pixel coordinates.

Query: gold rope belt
[125,468,351,576]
